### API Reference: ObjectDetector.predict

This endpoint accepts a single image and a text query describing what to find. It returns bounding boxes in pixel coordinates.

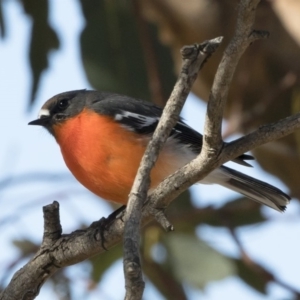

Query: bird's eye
[58,99,69,110]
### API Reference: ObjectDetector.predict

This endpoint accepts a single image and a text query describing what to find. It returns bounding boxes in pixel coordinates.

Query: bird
[28,89,290,212]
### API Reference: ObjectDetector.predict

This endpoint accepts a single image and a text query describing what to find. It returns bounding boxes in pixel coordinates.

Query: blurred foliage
[235,259,267,294]
[89,244,123,283]
[163,233,236,289]
[1,0,300,299]
[79,0,176,106]
[140,0,300,200]
[20,0,59,107]
[0,0,5,38]
[12,239,39,256]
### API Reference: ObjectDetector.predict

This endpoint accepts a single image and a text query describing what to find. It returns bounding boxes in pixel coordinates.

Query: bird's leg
[91,205,126,250]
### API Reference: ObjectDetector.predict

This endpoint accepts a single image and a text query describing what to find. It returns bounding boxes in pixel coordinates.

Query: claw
[92,205,126,250]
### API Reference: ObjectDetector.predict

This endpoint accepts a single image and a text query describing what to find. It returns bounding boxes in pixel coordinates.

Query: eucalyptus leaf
[212,197,266,227]
[79,0,175,103]
[0,0,5,38]
[235,258,267,294]
[164,233,236,289]
[89,244,122,282]
[12,239,38,256]
[20,0,59,107]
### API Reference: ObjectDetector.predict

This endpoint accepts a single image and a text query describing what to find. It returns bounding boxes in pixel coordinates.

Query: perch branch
[123,37,222,300]
[2,1,300,299]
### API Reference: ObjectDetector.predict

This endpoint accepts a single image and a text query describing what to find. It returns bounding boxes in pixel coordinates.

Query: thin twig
[2,100,300,300]
[223,112,300,160]
[0,202,62,300]
[228,227,300,298]
[203,0,268,152]
[146,110,300,211]
[3,1,300,299]
[42,201,62,247]
[148,0,268,210]
[123,38,222,300]
[223,71,297,138]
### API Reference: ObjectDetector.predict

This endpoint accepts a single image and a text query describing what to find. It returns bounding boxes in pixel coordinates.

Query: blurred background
[1,0,300,299]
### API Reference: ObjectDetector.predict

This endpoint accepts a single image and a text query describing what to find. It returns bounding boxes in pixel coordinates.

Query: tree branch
[2,0,300,299]
[146,0,268,211]
[203,0,268,153]
[1,202,62,300]
[223,113,300,161]
[123,37,222,300]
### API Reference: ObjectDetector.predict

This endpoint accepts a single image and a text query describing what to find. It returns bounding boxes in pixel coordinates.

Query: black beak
[28,116,51,126]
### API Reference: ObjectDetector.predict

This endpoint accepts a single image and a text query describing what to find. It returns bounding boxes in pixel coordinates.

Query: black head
[28,89,91,135]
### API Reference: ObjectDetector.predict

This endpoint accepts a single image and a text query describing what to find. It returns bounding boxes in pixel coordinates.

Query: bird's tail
[217,166,290,212]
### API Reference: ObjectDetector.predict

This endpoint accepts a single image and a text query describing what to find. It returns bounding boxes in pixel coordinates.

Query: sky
[0,0,299,299]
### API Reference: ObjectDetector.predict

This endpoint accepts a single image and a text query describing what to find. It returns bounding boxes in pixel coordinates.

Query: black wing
[89,92,253,166]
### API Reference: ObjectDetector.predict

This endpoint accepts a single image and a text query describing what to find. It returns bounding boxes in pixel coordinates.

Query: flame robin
[28,90,290,212]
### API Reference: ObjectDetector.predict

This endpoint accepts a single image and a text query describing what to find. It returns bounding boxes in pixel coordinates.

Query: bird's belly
[54,112,190,204]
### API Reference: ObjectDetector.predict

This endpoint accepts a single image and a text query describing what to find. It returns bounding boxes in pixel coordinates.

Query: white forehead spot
[38,109,50,118]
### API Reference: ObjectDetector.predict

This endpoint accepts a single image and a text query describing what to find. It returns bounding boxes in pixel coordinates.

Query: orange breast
[53,109,176,204]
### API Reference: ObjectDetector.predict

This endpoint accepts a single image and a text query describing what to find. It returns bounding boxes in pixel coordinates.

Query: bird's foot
[91,205,126,250]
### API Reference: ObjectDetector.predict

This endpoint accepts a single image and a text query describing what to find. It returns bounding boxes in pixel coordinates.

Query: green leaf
[168,189,193,213]
[235,258,267,294]
[143,259,187,300]
[0,1,5,38]
[167,190,199,233]
[79,0,175,102]
[12,239,38,256]
[164,233,236,289]
[205,198,266,227]
[168,198,266,232]
[291,87,300,154]
[20,0,59,107]
[89,244,122,282]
